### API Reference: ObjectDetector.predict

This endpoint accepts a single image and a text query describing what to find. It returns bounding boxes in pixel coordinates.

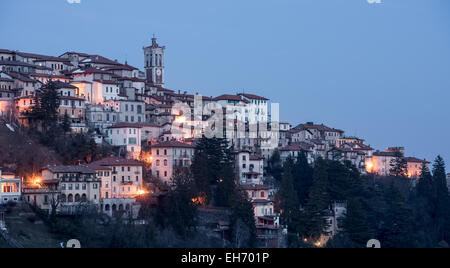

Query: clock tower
[144,37,165,86]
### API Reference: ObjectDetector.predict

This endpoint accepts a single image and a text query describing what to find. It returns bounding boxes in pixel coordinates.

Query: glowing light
[366,160,374,173]
[315,241,321,247]
[137,190,148,196]
[30,176,42,188]
[191,196,206,206]
[175,116,186,124]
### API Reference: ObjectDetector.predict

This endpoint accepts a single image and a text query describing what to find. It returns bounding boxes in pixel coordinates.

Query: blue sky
[1,0,449,165]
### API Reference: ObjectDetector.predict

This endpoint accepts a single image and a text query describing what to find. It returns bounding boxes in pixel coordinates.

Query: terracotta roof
[6,72,36,83]
[294,123,344,133]
[405,157,430,164]
[152,141,195,148]
[0,60,39,68]
[0,49,13,54]
[59,51,91,57]
[49,81,77,89]
[70,67,112,75]
[89,157,143,167]
[373,151,398,157]
[102,64,138,71]
[240,184,270,191]
[213,94,250,103]
[42,165,95,174]
[238,93,269,101]
[80,55,122,66]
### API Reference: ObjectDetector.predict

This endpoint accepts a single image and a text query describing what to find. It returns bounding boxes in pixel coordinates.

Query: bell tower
[143,36,165,87]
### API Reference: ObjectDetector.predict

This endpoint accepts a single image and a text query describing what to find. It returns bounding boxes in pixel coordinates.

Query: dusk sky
[1,0,449,164]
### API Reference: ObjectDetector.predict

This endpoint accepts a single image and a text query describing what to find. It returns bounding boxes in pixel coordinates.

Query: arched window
[105,204,110,211]
[119,204,124,211]
[60,194,66,203]
[68,194,73,203]
[164,160,168,166]
[112,204,117,212]
[125,204,130,211]
[75,194,81,202]
[81,194,87,202]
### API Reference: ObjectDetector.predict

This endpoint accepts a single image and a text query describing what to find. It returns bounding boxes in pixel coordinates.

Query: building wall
[109,165,144,199]
[106,126,142,157]
[151,146,194,184]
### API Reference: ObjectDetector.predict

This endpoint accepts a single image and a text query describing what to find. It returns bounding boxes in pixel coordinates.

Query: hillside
[0,120,61,179]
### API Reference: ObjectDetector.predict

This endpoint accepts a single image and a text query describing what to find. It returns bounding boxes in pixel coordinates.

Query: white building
[236,150,265,185]
[106,122,143,159]
[37,165,101,215]
[238,93,269,124]
[104,99,145,124]
[0,168,21,204]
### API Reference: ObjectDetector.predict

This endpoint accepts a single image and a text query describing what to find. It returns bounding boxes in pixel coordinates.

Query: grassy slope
[0,121,61,178]
[4,204,61,248]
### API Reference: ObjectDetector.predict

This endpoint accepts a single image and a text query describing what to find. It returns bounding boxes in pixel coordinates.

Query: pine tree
[380,183,416,248]
[214,162,236,207]
[342,198,371,247]
[161,170,199,238]
[62,113,71,133]
[191,137,234,204]
[31,81,60,132]
[267,149,283,182]
[230,189,256,248]
[389,151,408,177]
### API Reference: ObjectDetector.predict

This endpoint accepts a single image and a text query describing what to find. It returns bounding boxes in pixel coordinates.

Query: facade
[38,165,101,214]
[89,157,145,217]
[365,151,398,176]
[405,157,430,179]
[151,140,195,184]
[86,104,119,133]
[0,168,22,204]
[104,99,145,123]
[238,93,269,124]
[236,150,265,185]
[89,157,145,200]
[106,122,143,159]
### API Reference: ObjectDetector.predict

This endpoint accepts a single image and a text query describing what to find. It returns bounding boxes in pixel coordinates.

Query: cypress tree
[431,156,450,243]
[301,157,330,241]
[292,151,313,206]
[276,156,299,230]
